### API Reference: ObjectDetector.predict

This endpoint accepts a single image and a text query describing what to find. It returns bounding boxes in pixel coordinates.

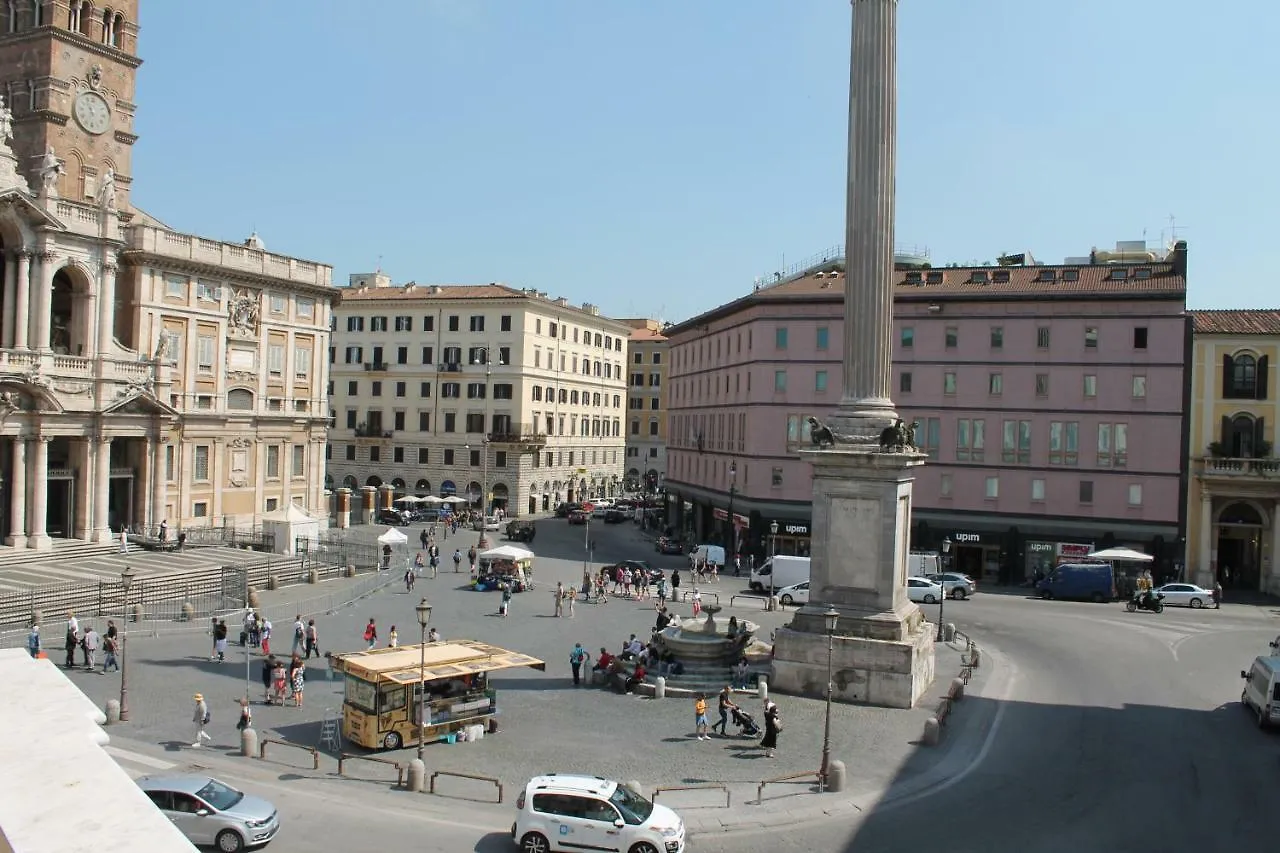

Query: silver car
[926,572,978,600]
[138,774,280,852]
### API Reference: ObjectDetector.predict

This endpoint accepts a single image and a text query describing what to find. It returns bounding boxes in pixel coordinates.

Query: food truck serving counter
[334,639,545,751]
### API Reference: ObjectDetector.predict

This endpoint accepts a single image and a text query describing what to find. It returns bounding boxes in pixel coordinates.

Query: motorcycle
[1125,590,1165,613]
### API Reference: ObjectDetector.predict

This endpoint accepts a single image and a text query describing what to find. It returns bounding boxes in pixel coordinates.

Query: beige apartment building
[620,319,668,492]
[0,1,335,549]
[327,275,629,516]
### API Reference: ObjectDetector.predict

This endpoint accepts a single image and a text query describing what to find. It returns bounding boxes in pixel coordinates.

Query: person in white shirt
[82,626,100,670]
[291,615,305,656]
[191,693,211,747]
[427,627,441,643]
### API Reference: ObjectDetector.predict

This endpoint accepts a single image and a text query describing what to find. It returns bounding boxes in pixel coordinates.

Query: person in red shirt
[593,647,614,673]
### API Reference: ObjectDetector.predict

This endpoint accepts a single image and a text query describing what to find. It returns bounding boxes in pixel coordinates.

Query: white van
[908,552,941,576]
[513,774,686,853]
[750,555,811,593]
[688,544,725,569]
[1240,655,1280,728]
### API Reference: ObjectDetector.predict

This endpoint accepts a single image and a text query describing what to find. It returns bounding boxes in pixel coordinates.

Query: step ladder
[318,709,340,753]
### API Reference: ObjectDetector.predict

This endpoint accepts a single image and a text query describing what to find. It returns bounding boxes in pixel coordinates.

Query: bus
[334,639,545,751]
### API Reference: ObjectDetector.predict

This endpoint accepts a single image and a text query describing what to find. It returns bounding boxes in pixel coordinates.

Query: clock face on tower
[73,91,112,135]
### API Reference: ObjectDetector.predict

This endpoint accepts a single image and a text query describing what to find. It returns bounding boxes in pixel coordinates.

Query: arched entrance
[341,475,358,489]
[391,477,406,496]
[365,475,382,488]
[491,483,509,513]
[466,480,483,509]
[415,479,431,494]
[50,265,93,356]
[1216,501,1267,590]
[440,480,456,497]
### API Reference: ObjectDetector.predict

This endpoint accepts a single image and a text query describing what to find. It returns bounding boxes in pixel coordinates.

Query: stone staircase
[0,540,117,568]
[653,659,771,694]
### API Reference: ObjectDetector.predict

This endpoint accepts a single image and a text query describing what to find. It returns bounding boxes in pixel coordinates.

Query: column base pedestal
[5,534,27,548]
[92,528,116,545]
[336,511,350,530]
[770,617,935,710]
[27,534,52,551]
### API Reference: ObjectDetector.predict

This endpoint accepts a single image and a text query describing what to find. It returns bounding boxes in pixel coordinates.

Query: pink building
[664,242,1190,583]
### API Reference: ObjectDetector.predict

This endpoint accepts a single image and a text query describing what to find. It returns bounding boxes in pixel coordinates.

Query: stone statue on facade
[227,289,259,337]
[0,96,12,145]
[808,416,836,448]
[98,167,117,210]
[153,332,170,362]
[878,418,919,453]
[38,146,64,198]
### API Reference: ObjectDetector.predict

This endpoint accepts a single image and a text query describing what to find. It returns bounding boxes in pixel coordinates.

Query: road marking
[105,745,177,770]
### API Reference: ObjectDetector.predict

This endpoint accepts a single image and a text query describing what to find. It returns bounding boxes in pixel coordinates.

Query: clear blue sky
[133,0,1276,322]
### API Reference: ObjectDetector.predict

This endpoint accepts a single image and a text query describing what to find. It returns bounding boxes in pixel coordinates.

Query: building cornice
[0,27,145,68]
[119,250,338,301]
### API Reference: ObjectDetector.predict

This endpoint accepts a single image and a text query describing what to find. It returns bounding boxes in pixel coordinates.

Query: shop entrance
[1216,502,1265,590]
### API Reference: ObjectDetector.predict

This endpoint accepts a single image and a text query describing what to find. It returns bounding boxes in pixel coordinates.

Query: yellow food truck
[334,639,545,751]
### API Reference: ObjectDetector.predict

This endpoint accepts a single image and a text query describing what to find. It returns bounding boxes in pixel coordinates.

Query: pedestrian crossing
[105,745,179,773]
[0,545,265,592]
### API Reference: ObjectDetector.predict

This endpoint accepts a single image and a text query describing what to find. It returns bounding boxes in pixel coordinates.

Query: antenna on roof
[376,254,383,274]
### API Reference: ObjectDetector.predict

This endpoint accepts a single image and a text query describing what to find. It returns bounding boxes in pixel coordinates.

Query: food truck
[335,640,545,750]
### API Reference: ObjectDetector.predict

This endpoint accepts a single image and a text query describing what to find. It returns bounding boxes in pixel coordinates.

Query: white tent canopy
[480,545,534,561]
[259,503,320,555]
[419,495,444,504]
[377,528,409,545]
[442,495,469,505]
[395,495,423,504]
[1087,547,1153,563]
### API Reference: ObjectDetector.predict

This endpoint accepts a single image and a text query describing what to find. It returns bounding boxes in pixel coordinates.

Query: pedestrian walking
[693,693,710,740]
[290,656,306,707]
[102,633,119,673]
[26,625,40,658]
[159,519,168,543]
[760,699,781,758]
[714,685,737,736]
[291,615,305,656]
[420,528,429,551]
[363,618,378,649]
[388,625,398,648]
[566,586,575,618]
[304,619,319,659]
[261,619,273,656]
[213,620,228,662]
[191,693,211,747]
[569,642,589,686]
[554,582,564,617]
[453,549,462,572]
[691,589,702,618]
[468,545,477,573]
[118,527,129,554]
[499,586,512,618]
[405,567,416,593]
[82,625,100,670]
[236,697,252,732]
[1213,581,1223,609]
[261,656,275,703]
[271,659,288,705]
[63,623,78,669]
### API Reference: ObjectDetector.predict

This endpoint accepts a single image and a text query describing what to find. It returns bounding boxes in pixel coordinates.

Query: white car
[513,773,685,853]
[776,581,809,607]
[472,515,501,532]
[907,576,943,604]
[1153,583,1215,608]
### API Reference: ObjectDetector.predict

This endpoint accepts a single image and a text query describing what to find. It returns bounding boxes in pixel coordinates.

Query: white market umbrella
[480,545,534,561]
[395,495,422,504]
[1087,547,1153,563]
[442,495,469,505]
[419,495,444,504]
[377,527,409,545]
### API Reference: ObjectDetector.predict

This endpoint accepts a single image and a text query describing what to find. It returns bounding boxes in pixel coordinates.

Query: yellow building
[620,319,668,492]
[1187,310,1280,594]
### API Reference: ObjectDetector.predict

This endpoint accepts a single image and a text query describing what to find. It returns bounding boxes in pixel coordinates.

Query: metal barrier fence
[756,770,822,804]
[338,753,405,787]
[258,738,319,770]
[652,784,732,808]
[429,770,503,803]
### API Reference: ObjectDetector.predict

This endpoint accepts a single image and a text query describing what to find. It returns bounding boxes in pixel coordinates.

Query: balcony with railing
[125,224,334,287]
[353,423,394,440]
[1199,456,1280,479]
[363,362,390,372]
[437,362,462,374]
[488,423,548,450]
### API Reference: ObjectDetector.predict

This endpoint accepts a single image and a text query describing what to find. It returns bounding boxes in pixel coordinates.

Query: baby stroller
[731,706,760,737]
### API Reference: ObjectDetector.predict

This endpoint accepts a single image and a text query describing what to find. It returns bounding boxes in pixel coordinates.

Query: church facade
[0,1,335,549]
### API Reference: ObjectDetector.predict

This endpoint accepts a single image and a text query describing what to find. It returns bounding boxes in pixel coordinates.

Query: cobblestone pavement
[63,516,979,824]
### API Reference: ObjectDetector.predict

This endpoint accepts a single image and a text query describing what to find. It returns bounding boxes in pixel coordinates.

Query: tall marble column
[831,0,900,443]
[139,437,154,530]
[96,261,117,357]
[94,435,113,542]
[12,251,30,350]
[28,436,51,550]
[5,438,26,547]
[30,251,57,353]
[1196,490,1214,588]
[1,251,15,348]
[152,436,169,526]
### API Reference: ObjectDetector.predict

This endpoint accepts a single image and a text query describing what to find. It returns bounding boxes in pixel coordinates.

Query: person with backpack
[363,618,378,649]
[569,642,589,686]
[192,693,211,747]
[260,619,273,656]
[304,620,320,659]
[291,615,305,656]
[467,545,477,573]
[452,549,463,573]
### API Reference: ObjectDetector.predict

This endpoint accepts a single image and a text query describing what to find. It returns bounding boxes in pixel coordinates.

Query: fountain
[655,604,760,673]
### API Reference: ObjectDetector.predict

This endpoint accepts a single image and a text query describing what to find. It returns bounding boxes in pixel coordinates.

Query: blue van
[1036,562,1115,602]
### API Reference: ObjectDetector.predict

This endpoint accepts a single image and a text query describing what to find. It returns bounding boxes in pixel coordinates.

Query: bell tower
[0,0,141,210]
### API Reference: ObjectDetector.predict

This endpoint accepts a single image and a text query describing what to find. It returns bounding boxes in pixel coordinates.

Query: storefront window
[1025,542,1055,581]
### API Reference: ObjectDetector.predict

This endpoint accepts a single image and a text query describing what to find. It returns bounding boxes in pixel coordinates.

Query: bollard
[105,698,120,724]
[827,760,847,793]
[247,587,261,609]
[30,608,41,626]
[623,780,644,798]
[950,678,965,701]
[654,676,666,700]
[308,569,320,584]
[969,646,982,667]
[757,676,769,701]
[345,563,357,578]
[407,758,426,792]
[768,595,779,612]
[943,622,956,642]
[921,717,941,746]
[266,574,279,591]
[180,602,195,622]
[240,726,258,757]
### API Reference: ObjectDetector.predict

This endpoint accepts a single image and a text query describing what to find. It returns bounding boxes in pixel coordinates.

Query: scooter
[1125,590,1165,613]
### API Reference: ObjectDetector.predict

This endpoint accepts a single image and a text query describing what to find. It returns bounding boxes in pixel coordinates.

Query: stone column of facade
[139,437,154,530]
[211,439,225,520]
[94,435,113,543]
[380,484,395,511]
[31,251,56,352]
[1,252,15,348]
[1196,490,1214,588]
[360,485,377,524]
[27,436,51,550]
[73,438,92,539]
[771,0,935,710]
[335,488,351,529]
[12,251,31,350]
[830,0,900,445]
[1269,503,1280,596]
[5,438,26,547]
[96,261,118,357]
[152,436,169,527]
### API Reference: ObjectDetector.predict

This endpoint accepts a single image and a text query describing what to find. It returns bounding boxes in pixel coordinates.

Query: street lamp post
[769,519,779,607]
[819,605,839,788]
[726,461,738,554]
[119,566,136,722]
[243,568,252,705]
[415,596,433,760]
[935,537,952,641]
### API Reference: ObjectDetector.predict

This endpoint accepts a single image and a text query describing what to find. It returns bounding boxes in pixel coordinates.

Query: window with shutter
[1222,355,1235,398]
[1258,356,1270,401]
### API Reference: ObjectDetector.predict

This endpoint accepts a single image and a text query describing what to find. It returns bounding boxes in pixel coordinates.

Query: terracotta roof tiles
[1190,310,1280,335]
[629,326,668,342]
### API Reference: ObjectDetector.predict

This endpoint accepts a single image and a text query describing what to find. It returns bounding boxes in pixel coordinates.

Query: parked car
[776,581,810,606]
[1036,562,1115,603]
[602,559,664,586]
[655,537,685,555]
[1153,582,1215,608]
[907,576,943,604]
[138,774,280,852]
[376,509,408,526]
[925,572,978,600]
[472,515,501,532]
[567,511,589,526]
[506,520,536,543]
[512,773,685,853]
[554,502,582,518]
[603,510,626,524]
